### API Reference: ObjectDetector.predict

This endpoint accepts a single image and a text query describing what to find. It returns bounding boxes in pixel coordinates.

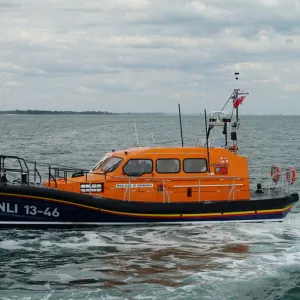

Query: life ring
[286,166,296,185]
[271,164,281,183]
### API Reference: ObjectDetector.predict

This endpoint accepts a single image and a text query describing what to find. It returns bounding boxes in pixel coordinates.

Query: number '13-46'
[24,206,60,217]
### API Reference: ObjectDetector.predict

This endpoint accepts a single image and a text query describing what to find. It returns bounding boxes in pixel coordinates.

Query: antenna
[204,109,211,174]
[208,87,212,117]
[133,119,139,146]
[178,103,184,147]
[151,131,155,148]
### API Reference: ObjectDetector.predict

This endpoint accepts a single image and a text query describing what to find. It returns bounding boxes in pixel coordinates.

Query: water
[1,114,300,299]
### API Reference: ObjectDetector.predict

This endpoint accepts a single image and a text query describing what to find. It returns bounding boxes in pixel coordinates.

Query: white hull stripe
[0,218,285,226]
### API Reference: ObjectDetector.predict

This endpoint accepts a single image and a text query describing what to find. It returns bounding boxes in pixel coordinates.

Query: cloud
[284,83,300,92]
[76,86,93,94]
[0,0,299,113]
[4,80,23,87]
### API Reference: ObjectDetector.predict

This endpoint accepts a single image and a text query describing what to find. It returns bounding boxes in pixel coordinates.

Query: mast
[133,119,139,146]
[230,72,249,153]
[204,72,249,153]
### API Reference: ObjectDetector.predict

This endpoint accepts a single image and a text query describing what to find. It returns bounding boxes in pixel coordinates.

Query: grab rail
[119,176,244,203]
[0,155,42,185]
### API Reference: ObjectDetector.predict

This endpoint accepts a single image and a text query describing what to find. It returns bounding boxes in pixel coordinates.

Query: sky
[0,0,300,114]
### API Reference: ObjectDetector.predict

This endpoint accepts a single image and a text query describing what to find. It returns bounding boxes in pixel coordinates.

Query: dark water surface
[1,114,300,300]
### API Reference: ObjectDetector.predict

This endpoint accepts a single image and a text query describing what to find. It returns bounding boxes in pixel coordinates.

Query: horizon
[0,109,299,117]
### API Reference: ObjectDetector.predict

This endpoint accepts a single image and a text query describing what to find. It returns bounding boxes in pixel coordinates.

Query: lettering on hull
[0,202,60,218]
[116,183,153,188]
[0,202,18,214]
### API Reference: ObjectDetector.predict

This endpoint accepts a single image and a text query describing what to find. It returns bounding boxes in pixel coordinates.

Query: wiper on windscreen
[103,161,122,175]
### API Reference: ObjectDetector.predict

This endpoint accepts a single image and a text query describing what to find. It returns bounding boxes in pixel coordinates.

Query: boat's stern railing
[249,165,296,197]
[0,155,91,188]
[0,155,41,185]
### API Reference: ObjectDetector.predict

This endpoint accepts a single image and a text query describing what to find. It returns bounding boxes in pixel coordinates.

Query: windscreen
[91,155,110,171]
[101,156,123,172]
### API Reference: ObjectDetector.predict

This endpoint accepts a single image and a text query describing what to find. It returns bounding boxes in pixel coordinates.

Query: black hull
[0,184,298,228]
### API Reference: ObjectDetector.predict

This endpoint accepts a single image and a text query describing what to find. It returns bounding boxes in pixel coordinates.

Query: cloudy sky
[0,0,299,114]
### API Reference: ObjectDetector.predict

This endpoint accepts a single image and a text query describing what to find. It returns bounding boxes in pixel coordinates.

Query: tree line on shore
[0,110,112,115]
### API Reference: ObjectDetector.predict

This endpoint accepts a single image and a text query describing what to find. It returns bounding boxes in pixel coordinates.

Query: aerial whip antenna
[133,119,139,146]
[204,109,211,173]
[178,103,184,147]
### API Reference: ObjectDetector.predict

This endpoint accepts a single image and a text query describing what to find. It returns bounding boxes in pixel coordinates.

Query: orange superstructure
[44,144,250,203]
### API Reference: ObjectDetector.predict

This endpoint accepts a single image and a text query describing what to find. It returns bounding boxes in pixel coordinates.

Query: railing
[267,168,293,197]
[249,165,295,196]
[0,155,41,185]
[115,175,244,202]
[197,137,224,148]
[0,155,89,187]
[47,166,90,188]
[113,166,295,202]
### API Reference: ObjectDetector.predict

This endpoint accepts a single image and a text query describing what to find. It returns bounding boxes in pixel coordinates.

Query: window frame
[183,158,208,173]
[100,156,123,172]
[91,155,111,171]
[155,158,181,174]
[122,158,153,175]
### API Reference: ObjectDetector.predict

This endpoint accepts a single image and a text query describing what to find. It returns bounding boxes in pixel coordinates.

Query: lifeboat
[0,87,298,227]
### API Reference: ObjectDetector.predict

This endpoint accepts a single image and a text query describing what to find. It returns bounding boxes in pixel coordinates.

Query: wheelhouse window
[91,155,110,171]
[123,159,153,175]
[183,158,207,173]
[156,159,180,174]
[101,156,123,172]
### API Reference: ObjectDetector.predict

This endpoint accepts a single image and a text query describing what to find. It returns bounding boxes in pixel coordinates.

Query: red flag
[233,95,246,108]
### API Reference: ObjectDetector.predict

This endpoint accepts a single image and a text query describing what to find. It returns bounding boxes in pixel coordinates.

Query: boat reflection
[98,243,250,288]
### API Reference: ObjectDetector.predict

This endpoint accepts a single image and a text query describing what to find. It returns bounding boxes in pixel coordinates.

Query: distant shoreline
[0,110,113,115]
[0,110,298,116]
[0,110,167,116]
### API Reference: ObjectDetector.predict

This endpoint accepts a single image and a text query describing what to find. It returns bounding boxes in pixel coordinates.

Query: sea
[1,114,300,300]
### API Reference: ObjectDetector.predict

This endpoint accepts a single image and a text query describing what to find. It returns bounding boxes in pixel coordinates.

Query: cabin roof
[107,146,232,157]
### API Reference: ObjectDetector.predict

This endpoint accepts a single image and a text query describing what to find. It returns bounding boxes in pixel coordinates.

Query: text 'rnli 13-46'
[0,202,60,217]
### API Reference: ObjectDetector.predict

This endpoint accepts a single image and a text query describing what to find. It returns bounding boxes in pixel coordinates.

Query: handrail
[123,177,131,201]
[33,161,41,185]
[173,183,244,188]
[119,176,244,203]
[112,175,242,180]
[115,167,293,203]
[0,155,40,185]
[228,179,236,201]
[163,180,171,203]
[267,168,292,197]
[48,165,57,188]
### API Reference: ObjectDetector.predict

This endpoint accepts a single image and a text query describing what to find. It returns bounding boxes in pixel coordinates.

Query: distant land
[0,110,167,115]
[0,110,297,116]
[0,110,113,115]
